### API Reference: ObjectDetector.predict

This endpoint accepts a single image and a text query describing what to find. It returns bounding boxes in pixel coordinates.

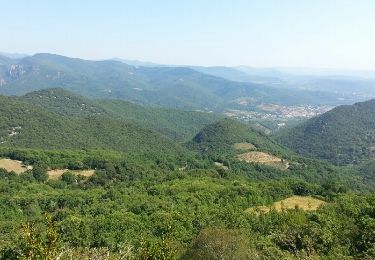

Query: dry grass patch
[0,158,95,179]
[233,142,256,150]
[237,151,288,169]
[0,158,32,174]
[47,169,95,180]
[245,196,326,215]
[237,151,281,163]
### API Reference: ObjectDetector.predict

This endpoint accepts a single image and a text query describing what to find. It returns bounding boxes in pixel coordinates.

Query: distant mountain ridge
[0,52,29,59]
[0,53,349,112]
[112,58,164,67]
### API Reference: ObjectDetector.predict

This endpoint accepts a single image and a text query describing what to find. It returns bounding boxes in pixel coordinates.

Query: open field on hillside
[233,142,255,150]
[47,169,95,180]
[245,196,326,215]
[0,158,32,174]
[237,151,289,169]
[0,158,94,179]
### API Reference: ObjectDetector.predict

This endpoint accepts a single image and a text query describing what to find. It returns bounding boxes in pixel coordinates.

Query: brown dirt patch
[237,151,288,169]
[0,159,32,174]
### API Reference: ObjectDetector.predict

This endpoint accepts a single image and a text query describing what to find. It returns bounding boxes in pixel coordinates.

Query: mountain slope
[21,88,108,117]
[97,99,221,141]
[20,88,222,141]
[0,95,188,160]
[277,99,375,164]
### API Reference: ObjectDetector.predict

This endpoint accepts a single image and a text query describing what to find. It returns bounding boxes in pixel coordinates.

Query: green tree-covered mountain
[20,88,222,141]
[277,99,375,165]
[0,53,345,111]
[0,94,188,161]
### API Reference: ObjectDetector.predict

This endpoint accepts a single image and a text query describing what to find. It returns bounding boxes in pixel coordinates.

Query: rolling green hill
[0,95,188,161]
[187,118,371,192]
[277,99,375,165]
[189,118,287,157]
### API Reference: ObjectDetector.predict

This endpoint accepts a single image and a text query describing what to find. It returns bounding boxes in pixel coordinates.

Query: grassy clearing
[0,158,32,174]
[245,196,326,214]
[47,169,95,180]
[237,151,288,169]
[233,142,255,150]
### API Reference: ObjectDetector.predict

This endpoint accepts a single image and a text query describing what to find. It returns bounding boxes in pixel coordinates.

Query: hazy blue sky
[1,0,375,69]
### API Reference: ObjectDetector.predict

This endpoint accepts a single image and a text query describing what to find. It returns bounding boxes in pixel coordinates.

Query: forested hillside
[0,147,374,259]
[0,89,374,259]
[20,88,222,142]
[0,95,188,162]
[189,118,286,157]
[97,100,221,142]
[277,99,375,165]
[21,88,108,117]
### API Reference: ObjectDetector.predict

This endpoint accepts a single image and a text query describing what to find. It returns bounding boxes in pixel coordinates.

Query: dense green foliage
[0,152,374,259]
[351,160,375,188]
[277,99,375,165]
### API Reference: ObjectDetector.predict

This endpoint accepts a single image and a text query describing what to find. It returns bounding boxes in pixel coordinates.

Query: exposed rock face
[0,78,6,86]
[8,64,31,79]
